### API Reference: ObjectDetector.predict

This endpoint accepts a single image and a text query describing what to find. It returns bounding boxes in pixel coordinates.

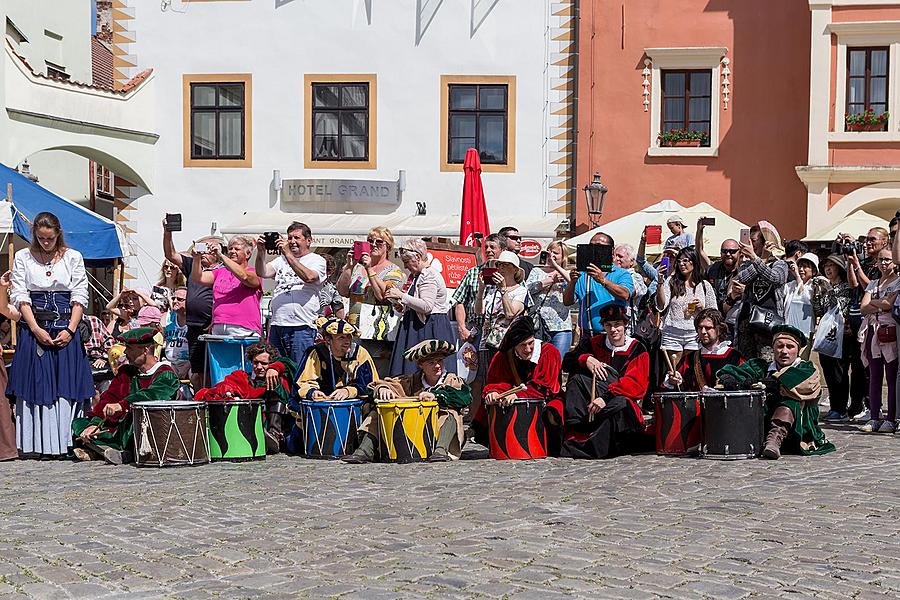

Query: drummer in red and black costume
[473,316,564,450]
[560,304,647,459]
[71,327,180,464]
[663,308,744,391]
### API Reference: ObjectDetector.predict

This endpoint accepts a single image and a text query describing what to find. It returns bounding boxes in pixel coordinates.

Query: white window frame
[644,47,727,157]
[828,21,900,142]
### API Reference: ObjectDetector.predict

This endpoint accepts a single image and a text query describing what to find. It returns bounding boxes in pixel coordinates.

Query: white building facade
[119,0,576,284]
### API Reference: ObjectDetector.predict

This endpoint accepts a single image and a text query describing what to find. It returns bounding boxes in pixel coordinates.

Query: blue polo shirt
[574,267,634,334]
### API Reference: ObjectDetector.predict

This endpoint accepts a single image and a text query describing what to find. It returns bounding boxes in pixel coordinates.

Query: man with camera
[162,216,224,390]
[255,222,327,365]
[838,227,889,287]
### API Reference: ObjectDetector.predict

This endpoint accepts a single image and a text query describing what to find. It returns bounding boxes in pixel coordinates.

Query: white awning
[563,199,751,256]
[803,210,886,241]
[222,211,565,248]
[0,201,13,234]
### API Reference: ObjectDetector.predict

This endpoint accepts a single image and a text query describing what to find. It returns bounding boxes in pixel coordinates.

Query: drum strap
[692,353,707,390]
[138,412,152,456]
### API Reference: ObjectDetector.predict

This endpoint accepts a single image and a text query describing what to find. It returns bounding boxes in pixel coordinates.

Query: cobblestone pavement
[1,425,899,599]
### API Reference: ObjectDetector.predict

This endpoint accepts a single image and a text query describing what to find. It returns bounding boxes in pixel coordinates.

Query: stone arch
[19,144,152,193]
[829,182,900,223]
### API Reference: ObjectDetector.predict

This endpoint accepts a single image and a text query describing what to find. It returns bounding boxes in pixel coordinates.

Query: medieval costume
[0,363,16,461]
[717,325,835,459]
[71,328,180,464]
[365,340,471,461]
[287,318,378,454]
[666,342,744,391]
[194,354,298,454]
[560,305,648,459]
[476,317,563,452]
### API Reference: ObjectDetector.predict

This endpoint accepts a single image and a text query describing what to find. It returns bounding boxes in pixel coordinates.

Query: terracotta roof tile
[91,37,115,90]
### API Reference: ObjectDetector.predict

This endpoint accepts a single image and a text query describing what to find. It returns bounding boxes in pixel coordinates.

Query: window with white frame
[643,47,728,157]
[827,21,900,140]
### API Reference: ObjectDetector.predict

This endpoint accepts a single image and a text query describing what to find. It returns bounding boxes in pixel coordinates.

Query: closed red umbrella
[459,148,491,248]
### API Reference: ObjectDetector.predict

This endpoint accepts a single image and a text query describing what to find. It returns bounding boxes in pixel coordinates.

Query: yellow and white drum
[376,399,438,463]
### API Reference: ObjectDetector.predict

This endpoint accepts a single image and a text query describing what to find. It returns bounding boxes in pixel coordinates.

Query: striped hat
[403,339,456,363]
[316,316,358,337]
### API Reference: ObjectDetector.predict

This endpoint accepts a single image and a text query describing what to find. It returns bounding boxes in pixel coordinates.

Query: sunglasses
[366,238,386,247]
[505,235,521,241]
[173,296,187,302]
[866,236,883,243]
[720,248,739,255]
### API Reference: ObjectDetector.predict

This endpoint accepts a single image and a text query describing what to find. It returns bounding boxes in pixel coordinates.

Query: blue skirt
[7,326,95,408]
[388,311,458,377]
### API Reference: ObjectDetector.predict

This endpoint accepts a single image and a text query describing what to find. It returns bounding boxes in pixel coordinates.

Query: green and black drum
[206,399,266,461]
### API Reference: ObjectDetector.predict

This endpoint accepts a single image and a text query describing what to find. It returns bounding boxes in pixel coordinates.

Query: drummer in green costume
[72,327,180,464]
[717,325,836,460]
[344,340,472,463]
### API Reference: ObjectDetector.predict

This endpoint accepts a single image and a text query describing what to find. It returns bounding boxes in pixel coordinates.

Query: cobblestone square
[1,425,898,599]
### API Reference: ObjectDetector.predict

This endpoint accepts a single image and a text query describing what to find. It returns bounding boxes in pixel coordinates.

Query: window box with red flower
[657,129,709,148]
[845,109,889,132]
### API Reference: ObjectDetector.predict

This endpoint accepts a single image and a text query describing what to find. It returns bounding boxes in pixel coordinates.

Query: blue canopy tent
[0,163,125,264]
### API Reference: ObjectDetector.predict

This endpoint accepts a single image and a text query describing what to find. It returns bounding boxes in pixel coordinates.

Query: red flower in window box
[658,129,708,147]
[845,109,889,132]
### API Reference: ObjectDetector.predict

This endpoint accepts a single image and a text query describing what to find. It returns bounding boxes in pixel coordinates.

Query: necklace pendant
[46,270,52,277]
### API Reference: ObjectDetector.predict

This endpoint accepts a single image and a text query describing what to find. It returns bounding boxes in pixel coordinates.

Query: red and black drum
[488,398,547,460]
[699,390,765,460]
[653,391,702,456]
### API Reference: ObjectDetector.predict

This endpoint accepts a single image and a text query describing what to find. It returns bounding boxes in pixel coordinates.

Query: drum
[132,401,210,467]
[207,399,266,462]
[376,399,438,463]
[199,335,261,386]
[488,398,547,460]
[653,391,702,456]
[700,390,765,460]
[300,399,363,458]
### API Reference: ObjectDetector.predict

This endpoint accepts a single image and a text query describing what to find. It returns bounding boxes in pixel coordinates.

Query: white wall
[3,0,93,84]
[24,150,90,203]
[127,0,554,284]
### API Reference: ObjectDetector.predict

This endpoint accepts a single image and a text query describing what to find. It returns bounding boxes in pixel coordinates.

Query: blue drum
[300,399,363,458]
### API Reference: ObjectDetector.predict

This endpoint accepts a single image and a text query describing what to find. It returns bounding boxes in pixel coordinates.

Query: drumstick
[589,371,597,423]
[662,351,681,391]
[496,384,527,400]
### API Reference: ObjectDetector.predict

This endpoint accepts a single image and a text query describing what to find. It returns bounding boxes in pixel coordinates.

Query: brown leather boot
[762,422,788,460]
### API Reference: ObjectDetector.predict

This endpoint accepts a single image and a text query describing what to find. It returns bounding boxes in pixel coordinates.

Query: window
[311,83,369,162]
[304,74,376,169]
[447,84,508,164]
[846,46,889,130]
[643,47,727,157]
[182,74,252,168]
[95,164,113,197]
[661,70,712,145]
[440,75,516,173]
[190,82,245,159]
[45,61,70,81]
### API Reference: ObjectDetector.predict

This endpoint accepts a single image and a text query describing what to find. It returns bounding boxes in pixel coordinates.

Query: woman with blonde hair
[192,234,262,337]
[385,239,456,376]
[336,226,404,375]
[153,259,186,311]
[524,241,572,356]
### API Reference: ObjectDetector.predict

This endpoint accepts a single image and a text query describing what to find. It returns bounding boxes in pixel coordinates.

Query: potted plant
[658,129,709,148]
[845,109,889,132]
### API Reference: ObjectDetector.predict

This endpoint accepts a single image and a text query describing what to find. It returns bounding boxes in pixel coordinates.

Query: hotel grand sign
[281,177,402,206]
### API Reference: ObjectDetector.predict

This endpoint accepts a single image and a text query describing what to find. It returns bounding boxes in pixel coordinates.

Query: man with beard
[664,308,744,391]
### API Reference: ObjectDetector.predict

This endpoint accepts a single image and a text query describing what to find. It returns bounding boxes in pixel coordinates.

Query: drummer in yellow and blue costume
[717,324,836,460]
[343,340,472,463]
[286,317,379,451]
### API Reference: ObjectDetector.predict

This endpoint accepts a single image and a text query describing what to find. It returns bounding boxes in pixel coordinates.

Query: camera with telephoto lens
[831,238,864,258]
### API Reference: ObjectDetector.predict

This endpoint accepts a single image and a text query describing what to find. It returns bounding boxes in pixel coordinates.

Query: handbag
[812,304,845,359]
[528,284,553,342]
[877,324,897,344]
[748,305,784,332]
[356,303,400,342]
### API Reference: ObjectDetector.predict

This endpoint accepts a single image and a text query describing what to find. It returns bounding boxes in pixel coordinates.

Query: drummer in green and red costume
[344,340,471,463]
[72,327,180,464]
[717,324,836,459]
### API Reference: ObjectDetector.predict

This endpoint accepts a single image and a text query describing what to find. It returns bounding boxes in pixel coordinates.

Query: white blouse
[10,248,89,308]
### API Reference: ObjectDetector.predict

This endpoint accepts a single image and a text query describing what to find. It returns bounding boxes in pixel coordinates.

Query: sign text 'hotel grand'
[282,178,401,206]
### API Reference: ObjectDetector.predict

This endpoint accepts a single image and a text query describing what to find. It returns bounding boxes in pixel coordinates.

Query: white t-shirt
[269,253,327,327]
[163,311,190,362]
